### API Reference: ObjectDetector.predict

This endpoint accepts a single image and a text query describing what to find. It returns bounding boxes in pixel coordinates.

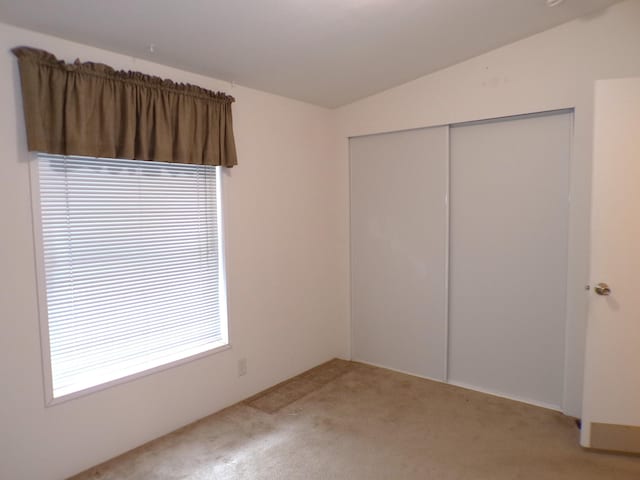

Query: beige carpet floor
[71,360,640,479]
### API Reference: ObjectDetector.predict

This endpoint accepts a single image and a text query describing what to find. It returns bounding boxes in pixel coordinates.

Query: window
[33,155,228,403]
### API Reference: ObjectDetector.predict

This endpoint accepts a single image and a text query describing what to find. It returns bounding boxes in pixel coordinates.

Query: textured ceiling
[0,0,621,107]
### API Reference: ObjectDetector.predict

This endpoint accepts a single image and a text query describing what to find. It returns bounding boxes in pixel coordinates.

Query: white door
[581,78,640,453]
[448,112,572,410]
[350,126,448,380]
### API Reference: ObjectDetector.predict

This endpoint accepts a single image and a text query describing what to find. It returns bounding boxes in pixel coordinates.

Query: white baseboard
[352,358,563,413]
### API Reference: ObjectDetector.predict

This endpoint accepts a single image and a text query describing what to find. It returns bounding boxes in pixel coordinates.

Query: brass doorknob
[594,283,611,296]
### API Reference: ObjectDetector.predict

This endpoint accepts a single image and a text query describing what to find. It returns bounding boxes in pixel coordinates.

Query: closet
[350,111,572,410]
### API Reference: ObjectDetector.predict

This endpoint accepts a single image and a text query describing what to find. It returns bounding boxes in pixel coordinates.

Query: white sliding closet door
[350,127,448,380]
[448,111,571,409]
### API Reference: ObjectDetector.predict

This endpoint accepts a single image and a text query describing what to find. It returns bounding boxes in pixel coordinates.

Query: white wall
[336,0,640,418]
[0,23,348,480]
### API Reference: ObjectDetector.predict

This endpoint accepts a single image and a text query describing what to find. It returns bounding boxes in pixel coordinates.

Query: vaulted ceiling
[0,0,621,107]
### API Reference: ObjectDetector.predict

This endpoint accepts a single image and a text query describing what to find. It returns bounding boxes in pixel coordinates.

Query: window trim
[29,156,231,406]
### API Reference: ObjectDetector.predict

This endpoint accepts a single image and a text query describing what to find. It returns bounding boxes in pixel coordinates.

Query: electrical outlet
[238,358,247,377]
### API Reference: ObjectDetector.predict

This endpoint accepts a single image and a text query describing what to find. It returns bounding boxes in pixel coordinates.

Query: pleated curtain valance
[12,47,238,167]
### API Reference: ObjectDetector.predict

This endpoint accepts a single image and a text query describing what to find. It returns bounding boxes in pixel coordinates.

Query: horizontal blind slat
[48,289,220,333]
[48,290,220,332]
[51,322,223,362]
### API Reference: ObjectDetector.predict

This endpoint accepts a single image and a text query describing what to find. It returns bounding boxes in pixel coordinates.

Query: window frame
[29,155,231,406]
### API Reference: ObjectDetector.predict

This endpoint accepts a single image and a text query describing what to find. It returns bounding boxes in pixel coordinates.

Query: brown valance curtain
[12,47,237,167]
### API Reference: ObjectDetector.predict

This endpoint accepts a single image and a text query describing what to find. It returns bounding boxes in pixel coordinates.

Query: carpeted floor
[71,359,640,479]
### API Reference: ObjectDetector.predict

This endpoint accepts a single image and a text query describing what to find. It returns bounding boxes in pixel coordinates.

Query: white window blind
[35,155,228,401]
